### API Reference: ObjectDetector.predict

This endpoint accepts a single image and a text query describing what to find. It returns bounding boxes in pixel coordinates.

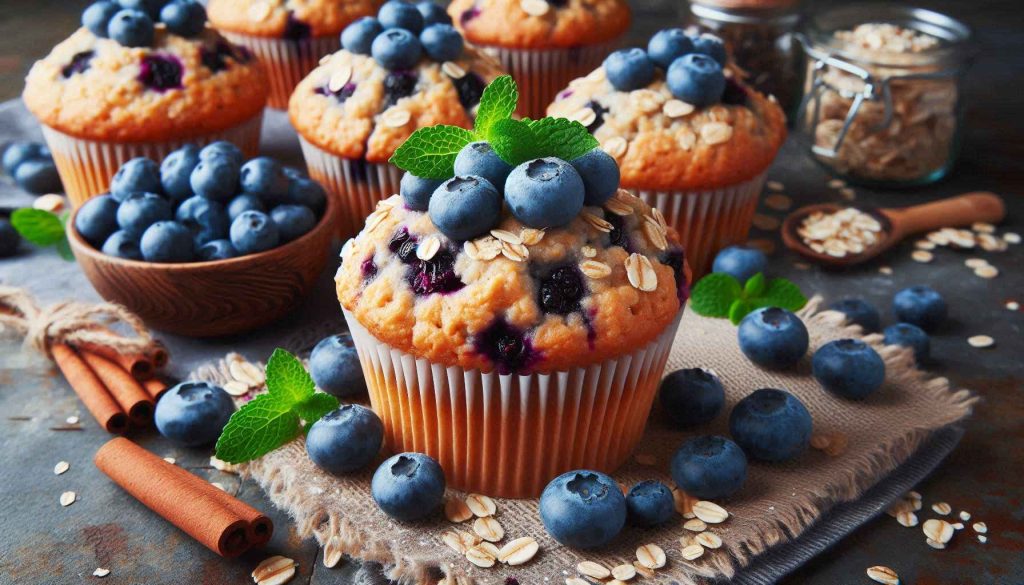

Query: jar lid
[692,0,799,10]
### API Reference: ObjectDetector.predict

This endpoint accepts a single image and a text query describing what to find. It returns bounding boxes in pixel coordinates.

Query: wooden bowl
[67,198,336,337]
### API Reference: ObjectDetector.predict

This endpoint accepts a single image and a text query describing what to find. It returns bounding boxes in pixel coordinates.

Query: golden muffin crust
[547,67,787,191]
[289,48,505,162]
[23,28,268,143]
[337,191,688,374]
[448,0,630,49]
[207,0,381,38]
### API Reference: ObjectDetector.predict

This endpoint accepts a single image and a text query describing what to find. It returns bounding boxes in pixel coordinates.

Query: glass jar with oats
[795,4,973,187]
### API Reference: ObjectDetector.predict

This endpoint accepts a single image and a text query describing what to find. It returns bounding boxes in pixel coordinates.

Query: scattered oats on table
[251,555,297,585]
[54,461,69,475]
[59,491,76,507]
[866,565,900,585]
[967,335,995,349]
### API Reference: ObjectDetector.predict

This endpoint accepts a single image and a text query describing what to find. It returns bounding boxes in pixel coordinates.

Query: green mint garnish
[690,272,807,325]
[10,208,73,260]
[389,74,599,178]
[215,348,340,463]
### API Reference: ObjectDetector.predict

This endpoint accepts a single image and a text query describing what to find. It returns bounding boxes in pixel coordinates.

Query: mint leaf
[526,117,599,161]
[743,272,766,297]
[474,75,518,142]
[389,125,475,179]
[294,392,339,425]
[729,299,752,325]
[750,278,808,312]
[489,118,538,166]
[11,208,65,246]
[214,393,302,463]
[55,237,73,261]
[689,273,742,318]
[265,348,315,405]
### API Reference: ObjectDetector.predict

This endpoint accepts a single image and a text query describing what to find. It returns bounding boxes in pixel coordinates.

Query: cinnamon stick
[166,462,274,547]
[73,341,155,381]
[51,344,128,434]
[94,438,251,558]
[149,343,169,369]
[79,350,154,427]
[143,377,169,402]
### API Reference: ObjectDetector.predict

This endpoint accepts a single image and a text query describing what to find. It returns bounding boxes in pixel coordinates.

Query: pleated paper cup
[482,40,619,119]
[42,113,264,209]
[298,137,403,239]
[221,33,340,110]
[628,172,767,278]
[344,309,683,499]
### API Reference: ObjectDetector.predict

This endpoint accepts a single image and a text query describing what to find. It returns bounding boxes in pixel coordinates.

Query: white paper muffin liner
[629,171,767,278]
[343,308,683,498]
[41,113,264,209]
[221,33,340,110]
[482,40,619,119]
[298,137,404,239]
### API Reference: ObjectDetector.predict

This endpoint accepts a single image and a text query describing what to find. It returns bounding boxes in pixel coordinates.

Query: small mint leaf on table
[10,208,65,246]
[743,272,766,297]
[294,392,339,428]
[526,117,600,161]
[388,125,475,179]
[265,348,315,405]
[473,74,518,142]
[490,118,539,167]
[749,278,808,312]
[55,237,74,261]
[729,299,752,325]
[214,394,301,463]
[689,272,742,318]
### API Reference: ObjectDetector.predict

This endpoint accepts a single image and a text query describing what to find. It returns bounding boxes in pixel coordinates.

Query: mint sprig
[388,74,599,178]
[215,348,340,463]
[690,272,807,325]
[10,208,73,260]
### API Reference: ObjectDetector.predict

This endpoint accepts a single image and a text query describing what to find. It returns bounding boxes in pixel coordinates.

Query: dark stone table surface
[1,1,1022,584]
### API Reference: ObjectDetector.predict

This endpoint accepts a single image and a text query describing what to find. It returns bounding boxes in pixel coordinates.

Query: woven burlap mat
[193,297,975,585]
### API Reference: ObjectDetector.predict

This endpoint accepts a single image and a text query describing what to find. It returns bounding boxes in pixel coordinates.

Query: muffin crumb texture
[208,0,382,38]
[448,0,631,49]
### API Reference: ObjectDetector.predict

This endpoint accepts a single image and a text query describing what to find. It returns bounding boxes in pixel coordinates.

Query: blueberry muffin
[23,2,268,207]
[207,0,382,108]
[448,0,631,117]
[548,28,787,275]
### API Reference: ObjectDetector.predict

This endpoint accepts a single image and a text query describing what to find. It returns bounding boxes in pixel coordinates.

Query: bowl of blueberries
[66,141,335,337]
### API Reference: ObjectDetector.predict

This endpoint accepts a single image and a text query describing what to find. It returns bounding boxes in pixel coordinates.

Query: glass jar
[795,4,974,187]
[685,0,804,121]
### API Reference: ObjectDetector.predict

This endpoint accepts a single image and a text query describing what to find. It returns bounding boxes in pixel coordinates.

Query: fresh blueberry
[538,265,586,315]
[416,1,451,25]
[419,24,462,61]
[282,166,306,180]
[13,159,62,194]
[160,0,206,38]
[0,219,22,258]
[309,334,366,397]
[74,194,120,247]
[738,307,809,369]
[625,480,675,527]
[196,238,235,261]
[341,16,383,54]
[659,367,725,428]
[160,144,199,202]
[190,156,240,202]
[371,28,423,70]
[892,285,947,332]
[107,9,155,47]
[692,34,728,66]
[175,195,229,246]
[829,298,881,333]
[154,381,236,446]
[198,141,244,166]
[603,48,655,92]
[711,245,766,284]
[111,157,162,201]
[671,435,747,499]
[82,1,122,38]
[647,28,694,69]
[226,193,265,221]
[452,141,512,192]
[240,157,289,200]
[812,339,886,400]
[270,204,317,242]
[667,53,725,107]
[883,323,930,363]
[729,388,812,462]
[101,230,143,260]
[2,141,49,175]
[119,0,165,19]
[230,210,279,254]
[539,470,626,549]
[117,192,173,235]
[505,158,585,229]
[378,0,424,33]
[428,175,502,240]
[306,405,382,475]
[400,171,442,211]
[371,452,445,521]
[285,178,326,214]
[569,149,619,206]
[140,220,194,262]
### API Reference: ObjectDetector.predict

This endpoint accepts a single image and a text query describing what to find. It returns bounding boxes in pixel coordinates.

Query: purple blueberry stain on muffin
[475,318,541,375]
[138,54,183,92]
[459,6,481,26]
[659,249,690,304]
[556,89,574,101]
[606,213,632,252]
[361,256,378,281]
[721,77,749,107]
[61,51,95,78]
[283,12,312,41]
[201,41,250,73]
[382,71,418,108]
[453,71,486,109]
[537,264,587,315]
[388,227,420,263]
[407,247,464,295]
[583,100,608,133]
[316,81,358,103]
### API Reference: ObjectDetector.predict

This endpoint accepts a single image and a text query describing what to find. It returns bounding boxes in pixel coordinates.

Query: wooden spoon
[781,192,1006,267]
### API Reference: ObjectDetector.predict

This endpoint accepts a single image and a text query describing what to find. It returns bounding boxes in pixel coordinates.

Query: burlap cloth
[193,298,975,584]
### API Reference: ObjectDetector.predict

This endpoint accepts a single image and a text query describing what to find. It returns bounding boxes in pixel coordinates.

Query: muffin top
[448,0,630,49]
[207,0,381,38]
[547,30,787,191]
[23,28,268,142]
